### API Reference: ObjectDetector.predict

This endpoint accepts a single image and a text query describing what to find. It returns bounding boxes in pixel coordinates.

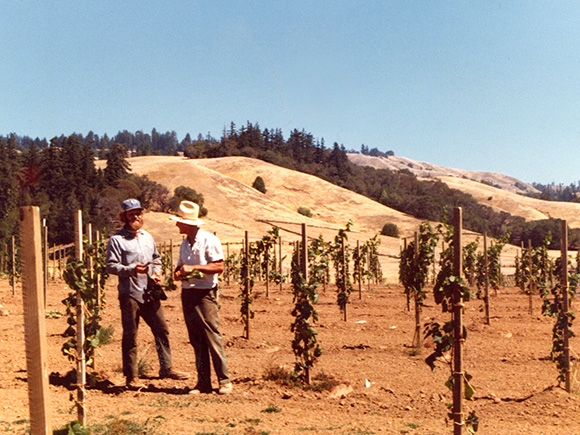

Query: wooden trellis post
[484,233,490,325]
[74,210,87,425]
[341,235,347,322]
[265,244,270,297]
[243,231,250,340]
[452,207,464,435]
[19,206,52,434]
[357,240,362,300]
[528,239,533,315]
[225,242,230,285]
[413,231,421,348]
[367,249,371,292]
[279,236,283,292]
[300,223,311,385]
[11,235,16,296]
[561,220,571,393]
[42,219,48,308]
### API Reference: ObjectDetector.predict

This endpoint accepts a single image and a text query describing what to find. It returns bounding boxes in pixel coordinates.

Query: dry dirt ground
[1,275,580,435]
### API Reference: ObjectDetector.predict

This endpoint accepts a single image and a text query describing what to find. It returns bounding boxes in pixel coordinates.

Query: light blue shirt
[106,227,161,303]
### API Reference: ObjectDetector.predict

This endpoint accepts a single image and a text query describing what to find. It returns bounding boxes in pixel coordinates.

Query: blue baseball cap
[121,198,143,212]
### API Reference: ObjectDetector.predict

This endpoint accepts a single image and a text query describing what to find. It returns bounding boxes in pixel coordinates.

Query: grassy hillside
[107,155,560,282]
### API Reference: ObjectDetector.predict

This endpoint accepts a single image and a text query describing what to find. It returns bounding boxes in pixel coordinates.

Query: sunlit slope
[435,176,580,229]
[120,156,424,243]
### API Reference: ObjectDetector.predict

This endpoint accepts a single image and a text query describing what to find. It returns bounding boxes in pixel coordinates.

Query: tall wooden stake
[453,207,464,435]
[19,206,52,434]
[484,233,490,325]
[300,224,311,385]
[11,235,16,296]
[413,232,422,348]
[243,231,250,340]
[528,239,533,315]
[42,219,48,308]
[74,210,86,425]
[225,242,230,285]
[279,236,283,292]
[561,220,571,393]
[341,235,347,322]
[265,246,270,297]
[357,240,362,300]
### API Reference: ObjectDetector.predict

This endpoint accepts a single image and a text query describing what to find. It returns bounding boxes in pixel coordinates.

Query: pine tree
[0,136,20,243]
[104,143,130,187]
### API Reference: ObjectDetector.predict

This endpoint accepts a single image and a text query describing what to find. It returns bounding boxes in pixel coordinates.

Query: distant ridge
[348,153,539,196]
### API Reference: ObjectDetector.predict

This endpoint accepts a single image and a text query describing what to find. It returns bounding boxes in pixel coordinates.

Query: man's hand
[135,263,148,274]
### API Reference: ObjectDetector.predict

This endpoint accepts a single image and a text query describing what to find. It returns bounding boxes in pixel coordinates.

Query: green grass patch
[261,405,282,414]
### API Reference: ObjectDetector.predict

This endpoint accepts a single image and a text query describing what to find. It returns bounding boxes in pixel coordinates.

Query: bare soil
[1,276,580,435]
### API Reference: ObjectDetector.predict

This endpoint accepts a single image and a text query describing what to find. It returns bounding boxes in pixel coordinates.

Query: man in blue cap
[106,198,189,389]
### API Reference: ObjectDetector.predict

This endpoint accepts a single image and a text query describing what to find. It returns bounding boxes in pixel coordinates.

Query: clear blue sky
[2,1,579,185]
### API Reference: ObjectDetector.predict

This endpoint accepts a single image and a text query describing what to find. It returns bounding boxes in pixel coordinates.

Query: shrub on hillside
[297,206,312,218]
[252,176,267,194]
[381,223,399,237]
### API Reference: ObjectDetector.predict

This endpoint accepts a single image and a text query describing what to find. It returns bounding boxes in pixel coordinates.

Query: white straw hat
[169,200,205,226]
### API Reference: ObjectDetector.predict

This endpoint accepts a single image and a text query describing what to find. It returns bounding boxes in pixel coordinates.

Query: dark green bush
[297,206,312,217]
[252,176,267,194]
[381,223,399,237]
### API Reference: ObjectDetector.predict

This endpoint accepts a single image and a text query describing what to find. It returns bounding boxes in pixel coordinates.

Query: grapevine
[424,216,478,434]
[331,221,353,320]
[61,235,110,372]
[399,221,438,347]
[290,239,322,384]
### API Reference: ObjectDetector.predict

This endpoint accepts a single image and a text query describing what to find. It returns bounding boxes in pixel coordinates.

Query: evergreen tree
[104,143,130,187]
[0,136,20,243]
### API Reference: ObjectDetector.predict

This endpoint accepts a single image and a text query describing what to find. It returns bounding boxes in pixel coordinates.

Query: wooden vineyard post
[367,249,371,292]
[57,244,62,280]
[528,239,533,315]
[265,244,270,297]
[301,224,308,280]
[96,231,102,307]
[279,236,283,292]
[11,235,16,296]
[300,223,311,385]
[169,238,173,281]
[50,244,55,281]
[341,235,347,322]
[484,233,490,325]
[19,206,52,434]
[452,207,464,435]
[86,223,95,312]
[42,219,48,308]
[74,210,87,425]
[243,231,250,340]
[225,242,230,285]
[561,220,571,393]
[413,232,421,348]
[357,240,362,300]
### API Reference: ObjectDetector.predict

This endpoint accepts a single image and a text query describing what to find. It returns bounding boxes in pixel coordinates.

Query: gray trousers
[119,293,172,379]
[181,287,230,390]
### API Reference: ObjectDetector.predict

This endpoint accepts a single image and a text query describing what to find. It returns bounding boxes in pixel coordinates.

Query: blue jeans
[181,287,230,390]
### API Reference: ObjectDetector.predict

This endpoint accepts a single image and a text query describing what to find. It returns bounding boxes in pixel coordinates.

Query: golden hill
[103,155,577,282]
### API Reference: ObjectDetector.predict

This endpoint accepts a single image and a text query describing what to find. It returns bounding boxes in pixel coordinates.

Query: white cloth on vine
[106,227,162,303]
[177,229,223,290]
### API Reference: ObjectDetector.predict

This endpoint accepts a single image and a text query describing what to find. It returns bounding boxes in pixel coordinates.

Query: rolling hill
[104,155,579,282]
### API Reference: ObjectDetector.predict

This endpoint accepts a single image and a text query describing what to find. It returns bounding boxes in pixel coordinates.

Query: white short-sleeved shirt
[177,229,224,289]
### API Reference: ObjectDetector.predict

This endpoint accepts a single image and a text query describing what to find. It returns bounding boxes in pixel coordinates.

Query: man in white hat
[171,200,232,395]
[107,198,189,389]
